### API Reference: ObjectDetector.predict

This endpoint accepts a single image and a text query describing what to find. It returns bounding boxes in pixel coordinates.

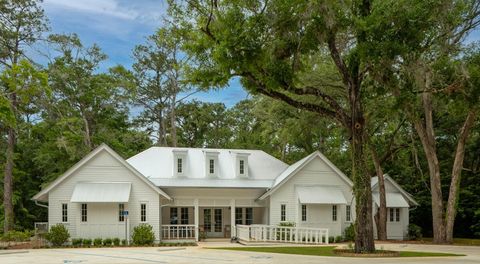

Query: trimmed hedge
[132,224,155,245]
[45,224,70,246]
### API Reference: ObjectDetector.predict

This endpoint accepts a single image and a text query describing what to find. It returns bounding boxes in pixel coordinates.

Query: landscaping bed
[333,248,399,257]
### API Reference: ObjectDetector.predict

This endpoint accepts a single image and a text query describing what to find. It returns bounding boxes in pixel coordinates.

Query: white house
[33,144,417,243]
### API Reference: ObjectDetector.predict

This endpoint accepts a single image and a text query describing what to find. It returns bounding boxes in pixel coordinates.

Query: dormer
[173,149,188,177]
[231,152,250,178]
[204,150,219,178]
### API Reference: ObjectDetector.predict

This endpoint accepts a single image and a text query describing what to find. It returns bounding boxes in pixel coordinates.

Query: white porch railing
[161,225,196,240]
[236,225,329,244]
[34,222,48,236]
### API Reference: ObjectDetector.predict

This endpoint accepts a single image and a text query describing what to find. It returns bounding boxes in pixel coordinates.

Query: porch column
[194,198,199,242]
[230,199,235,238]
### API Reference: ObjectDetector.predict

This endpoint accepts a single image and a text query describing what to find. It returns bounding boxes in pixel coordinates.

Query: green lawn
[210,246,464,258]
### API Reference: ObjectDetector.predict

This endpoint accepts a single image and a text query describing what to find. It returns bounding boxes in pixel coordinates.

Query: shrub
[45,224,70,247]
[408,224,423,240]
[93,238,103,246]
[103,238,113,246]
[328,236,335,243]
[132,224,155,245]
[335,235,343,243]
[278,222,296,227]
[1,230,32,242]
[72,238,83,247]
[82,238,92,247]
[344,223,355,241]
[121,239,127,246]
[113,238,120,246]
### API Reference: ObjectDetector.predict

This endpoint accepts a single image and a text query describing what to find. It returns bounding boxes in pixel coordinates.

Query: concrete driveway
[0,242,478,264]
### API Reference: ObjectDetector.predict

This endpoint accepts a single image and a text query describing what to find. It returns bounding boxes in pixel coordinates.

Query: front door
[203,208,223,237]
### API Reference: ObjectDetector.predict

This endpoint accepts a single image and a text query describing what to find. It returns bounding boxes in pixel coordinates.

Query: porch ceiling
[70,182,131,203]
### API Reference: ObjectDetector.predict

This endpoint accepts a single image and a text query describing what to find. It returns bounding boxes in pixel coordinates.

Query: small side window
[332,205,337,221]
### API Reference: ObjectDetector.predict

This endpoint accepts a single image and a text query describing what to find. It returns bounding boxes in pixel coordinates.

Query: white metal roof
[297,186,347,204]
[126,147,289,188]
[70,182,131,203]
[373,192,409,208]
[371,175,418,206]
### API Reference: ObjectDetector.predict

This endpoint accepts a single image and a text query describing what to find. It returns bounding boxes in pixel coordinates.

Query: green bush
[93,238,103,246]
[82,238,92,247]
[328,236,335,243]
[132,224,155,245]
[335,235,343,243]
[1,230,32,242]
[113,238,120,246]
[121,239,127,246]
[408,224,423,240]
[103,238,113,246]
[45,224,70,247]
[344,223,355,241]
[72,238,83,247]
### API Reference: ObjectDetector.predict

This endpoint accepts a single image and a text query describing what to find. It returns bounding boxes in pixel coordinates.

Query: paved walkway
[0,242,478,264]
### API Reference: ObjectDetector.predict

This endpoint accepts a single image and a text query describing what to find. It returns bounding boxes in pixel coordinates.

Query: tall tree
[169,0,441,252]
[0,0,47,232]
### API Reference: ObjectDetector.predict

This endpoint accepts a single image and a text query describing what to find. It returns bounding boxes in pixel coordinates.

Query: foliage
[408,224,423,240]
[82,238,92,247]
[132,224,155,245]
[113,238,120,246]
[72,238,83,247]
[103,238,113,246]
[344,224,355,242]
[278,222,295,227]
[93,238,102,246]
[45,224,70,247]
[1,230,32,242]
[121,239,127,246]
[335,236,344,243]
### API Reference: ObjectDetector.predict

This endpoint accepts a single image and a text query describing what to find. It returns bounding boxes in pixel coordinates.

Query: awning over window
[297,186,347,204]
[70,182,131,203]
[373,192,409,208]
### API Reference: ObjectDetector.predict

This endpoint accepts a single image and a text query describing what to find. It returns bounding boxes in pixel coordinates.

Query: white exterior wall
[48,150,161,241]
[269,156,354,237]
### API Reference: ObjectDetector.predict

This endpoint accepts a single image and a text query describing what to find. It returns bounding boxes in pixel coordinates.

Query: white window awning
[373,192,409,208]
[70,182,131,203]
[297,186,347,204]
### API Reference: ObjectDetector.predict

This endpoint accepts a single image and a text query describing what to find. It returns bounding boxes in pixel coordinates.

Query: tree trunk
[371,148,388,241]
[351,93,375,252]
[81,114,92,150]
[3,127,16,233]
[170,95,177,147]
[412,89,446,243]
[445,110,477,242]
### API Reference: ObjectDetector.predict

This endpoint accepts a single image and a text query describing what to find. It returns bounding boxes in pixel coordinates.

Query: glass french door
[203,208,223,237]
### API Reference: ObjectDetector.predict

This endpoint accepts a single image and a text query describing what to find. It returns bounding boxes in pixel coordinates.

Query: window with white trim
[62,203,68,222]
[301,204,307,222]
[389,208,401,222]
[246,208,253,225]
[396,208,400,222]
[280,204,286,221]
[170,207,178,224]
[119,204,125,222]
[239,160,245,175]
[177,158,183,173]
[140,203,147,222]
[81,203,87,222]
[332,205,337,221]
[235,208,243,225]
[181,207,189,224]
[209,159,215,174]
[346,205,351,222]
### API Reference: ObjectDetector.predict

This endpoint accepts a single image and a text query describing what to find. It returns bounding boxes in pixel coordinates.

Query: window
[81,203,87,222]
[181,208,189,224]
[235,208,243,225]
[389,208,394,222]
[280,204,286,221]
[209,159,215,174]
[239,160,245,174]
[177,158,183,173]
[301,204,307,222]
[62,203,68,222]
[118,204,125,222]
[395,208,400,222]
[346,205,351,222]
[332,205,337,221]
[246,208,253,225]
[170,207,178,224]
[140,203,147,222]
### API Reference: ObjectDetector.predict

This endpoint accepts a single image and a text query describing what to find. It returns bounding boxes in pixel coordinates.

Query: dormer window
[239,160,245,175]
[209,159,215,174]
[231,152,250,178]
[173,149,188,177]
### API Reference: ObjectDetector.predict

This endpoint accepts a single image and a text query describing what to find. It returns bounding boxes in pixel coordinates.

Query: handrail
[236,224,329,244]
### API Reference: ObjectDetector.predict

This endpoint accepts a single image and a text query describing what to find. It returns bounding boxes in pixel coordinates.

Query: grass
[421,238,480,246]
[210,246,464,258]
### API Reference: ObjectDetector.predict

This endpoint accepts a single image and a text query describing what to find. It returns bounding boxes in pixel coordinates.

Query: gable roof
[371,174,418,206]
[258,151,353,200]
[32,144,171,202]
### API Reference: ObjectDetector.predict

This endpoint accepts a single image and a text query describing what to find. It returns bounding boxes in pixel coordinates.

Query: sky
[40,0,249,107]
[39,0,479,108]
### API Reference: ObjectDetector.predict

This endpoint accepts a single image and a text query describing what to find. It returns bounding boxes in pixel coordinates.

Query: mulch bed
[333,248,400,257]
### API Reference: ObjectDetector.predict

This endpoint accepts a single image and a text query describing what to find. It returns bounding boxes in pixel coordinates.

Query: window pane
[396,208,400,222]
[235,208,243,225]
[332,205,337,221]
[119,204,125,222]
[62,203,68,222]
[301,204,307,222]
[209,159,214,174]
[81,203,87,222]
[181,208,189,224]
[177,158,182,173]
[389,208,394,222]
[246,208,253,225]
[239,160,244,174]
[346,205,351,222]
[141,203,146,222]
[281,204,286,221]
[170,207,178,224]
